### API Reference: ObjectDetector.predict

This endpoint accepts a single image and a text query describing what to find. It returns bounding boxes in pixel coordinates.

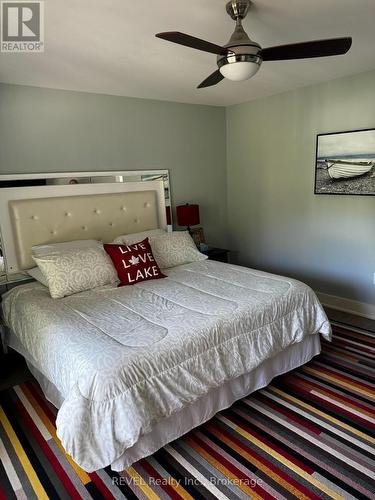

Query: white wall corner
[317,292,375,321]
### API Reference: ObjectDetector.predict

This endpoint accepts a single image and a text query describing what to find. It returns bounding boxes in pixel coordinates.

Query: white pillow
[27,267,48,287]
[113,229,166,246]
[32,239,100,258]
[33,247,118,299]
[150,231,208,269]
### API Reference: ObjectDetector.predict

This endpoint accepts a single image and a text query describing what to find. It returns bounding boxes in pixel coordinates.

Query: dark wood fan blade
[156,32,228,56]
[197,70,224,89]
[262,37,352,61]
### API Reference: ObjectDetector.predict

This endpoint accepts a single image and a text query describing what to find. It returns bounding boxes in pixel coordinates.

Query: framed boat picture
[315,128,375,196]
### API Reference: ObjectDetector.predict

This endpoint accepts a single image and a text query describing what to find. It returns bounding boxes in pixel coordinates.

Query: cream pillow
[30,239,104,289]
[150,231,208,269]
[113,229,166,246]
[33,247,118,299]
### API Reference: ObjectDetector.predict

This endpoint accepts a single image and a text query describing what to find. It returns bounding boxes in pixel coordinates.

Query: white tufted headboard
[0,179,167,274]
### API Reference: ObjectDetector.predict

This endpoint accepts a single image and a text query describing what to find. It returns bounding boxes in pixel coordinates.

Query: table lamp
[176,204,200,235]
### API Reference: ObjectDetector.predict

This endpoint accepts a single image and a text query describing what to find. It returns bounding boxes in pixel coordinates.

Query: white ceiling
[1,0,375,106]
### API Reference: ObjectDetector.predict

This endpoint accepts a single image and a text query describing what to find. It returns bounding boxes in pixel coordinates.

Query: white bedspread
[2,260,331,471]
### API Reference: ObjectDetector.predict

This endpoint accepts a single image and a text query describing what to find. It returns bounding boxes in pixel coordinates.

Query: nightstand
[202,247,230,263]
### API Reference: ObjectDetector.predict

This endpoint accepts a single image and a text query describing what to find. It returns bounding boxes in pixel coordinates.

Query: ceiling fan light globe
[219,61,260,81]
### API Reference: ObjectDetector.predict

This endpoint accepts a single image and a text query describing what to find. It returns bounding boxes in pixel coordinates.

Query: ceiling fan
[155,0,352,89]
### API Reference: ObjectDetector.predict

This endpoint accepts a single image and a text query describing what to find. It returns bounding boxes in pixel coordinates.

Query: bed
[0,172,331,473]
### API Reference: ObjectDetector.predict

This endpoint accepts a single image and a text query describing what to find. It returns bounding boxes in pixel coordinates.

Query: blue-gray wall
[226,70,375,304]
[0,83,227,247]
[1,72,374,304]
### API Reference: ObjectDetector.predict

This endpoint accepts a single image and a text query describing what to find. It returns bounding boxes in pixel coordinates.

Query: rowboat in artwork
[325,160,374,179]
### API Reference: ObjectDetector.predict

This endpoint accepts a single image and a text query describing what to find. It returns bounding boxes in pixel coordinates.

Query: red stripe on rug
[88,473,115,500]
[307,363,375,394]
[280,379,375,429]
[328,339,375,358]
[223,407,315,474]
[139,458,185,500]
[24,381,57,424]
[252,391,322,435]
[322,346,362,362]
[332,326,375,344]
[319,355,375,381]
[284,372,375,415]
[15,399,82,500]
[186,433,271,498]
[204,421,321,500]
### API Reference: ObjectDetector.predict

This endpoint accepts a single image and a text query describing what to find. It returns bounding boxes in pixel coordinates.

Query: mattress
[2,260,331,472]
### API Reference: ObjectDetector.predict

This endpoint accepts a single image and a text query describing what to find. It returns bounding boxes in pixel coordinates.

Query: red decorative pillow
[103,239,166,286]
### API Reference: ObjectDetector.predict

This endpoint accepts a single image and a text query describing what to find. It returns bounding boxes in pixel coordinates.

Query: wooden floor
[1,307,374,392]
[324,306,375,333]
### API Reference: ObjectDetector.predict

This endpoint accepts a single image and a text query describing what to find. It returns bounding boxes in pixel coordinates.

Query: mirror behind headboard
[0,170,171,284]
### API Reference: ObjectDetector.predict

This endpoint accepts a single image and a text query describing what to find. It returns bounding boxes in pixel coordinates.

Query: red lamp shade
[176,204,200,228]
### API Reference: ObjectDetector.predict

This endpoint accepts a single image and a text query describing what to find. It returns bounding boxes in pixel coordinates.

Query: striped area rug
[0,323,374,499]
